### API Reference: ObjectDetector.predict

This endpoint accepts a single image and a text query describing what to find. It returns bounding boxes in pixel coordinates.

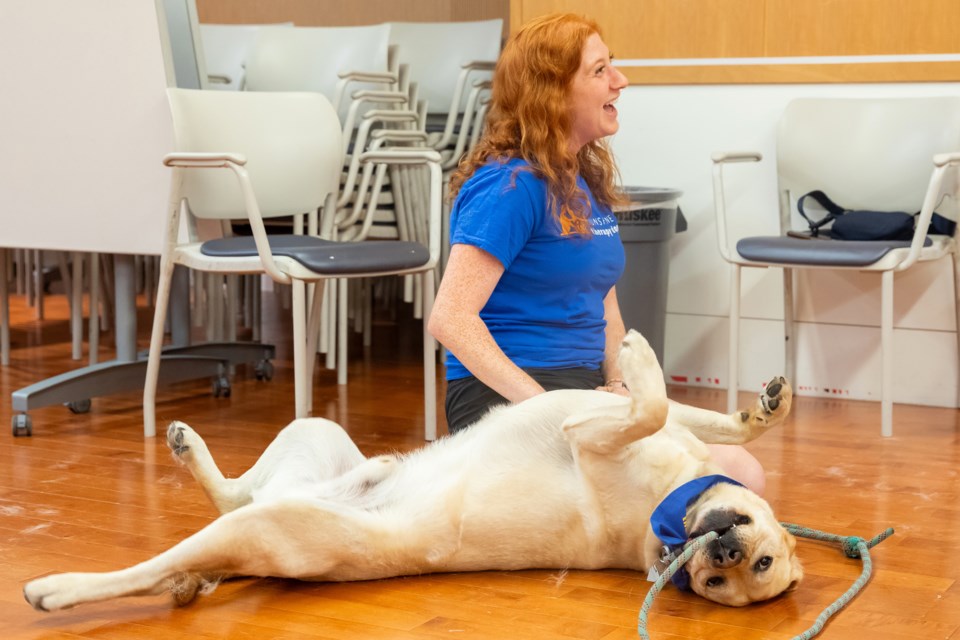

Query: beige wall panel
[512,0,766,58]
[513,0,960,83]
[197,0,509,29]
[765,0,960,56]
[624,62,960,85]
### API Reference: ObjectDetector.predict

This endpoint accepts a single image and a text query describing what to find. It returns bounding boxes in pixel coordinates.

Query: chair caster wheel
[13,414,32,437]
[254,360,274,381]
[66,399,91,414]
[213,376,232,398]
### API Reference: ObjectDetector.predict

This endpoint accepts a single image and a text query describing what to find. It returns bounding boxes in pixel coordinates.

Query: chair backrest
[777,97,960,214]
[244,24,390,120]
[166,88,343,220]
[388,20,502,115]
[199,22,294,91]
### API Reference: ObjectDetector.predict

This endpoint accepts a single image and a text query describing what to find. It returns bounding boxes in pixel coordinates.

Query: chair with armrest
[387,20,501,153]
[198,22,294,91]
[144,88,442,440]
[712,96,960,436]
[243,24,397,132]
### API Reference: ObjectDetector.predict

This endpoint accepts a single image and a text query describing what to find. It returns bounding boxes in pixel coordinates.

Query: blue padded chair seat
[736,235,931,267]
[201,234,430,274]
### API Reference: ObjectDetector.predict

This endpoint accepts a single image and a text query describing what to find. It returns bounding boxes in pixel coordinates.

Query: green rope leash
[637,531,719,640]
[637,524,895,640]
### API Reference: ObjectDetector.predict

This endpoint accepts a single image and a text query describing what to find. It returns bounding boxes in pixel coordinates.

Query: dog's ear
[785,543,804,593]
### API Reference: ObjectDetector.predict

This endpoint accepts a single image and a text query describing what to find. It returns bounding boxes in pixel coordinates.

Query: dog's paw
[24,573,88,612]
[169,572,221,606]
[738,376,793,432]
[618,330,663,390]
[167,421,205,462]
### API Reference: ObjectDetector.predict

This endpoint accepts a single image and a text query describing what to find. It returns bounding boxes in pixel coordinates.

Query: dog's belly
[310,473,627,581]
[309,398,649,579]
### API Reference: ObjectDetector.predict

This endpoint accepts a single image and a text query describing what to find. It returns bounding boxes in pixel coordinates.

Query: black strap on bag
[796,191,846,237]
[797,190,956,241]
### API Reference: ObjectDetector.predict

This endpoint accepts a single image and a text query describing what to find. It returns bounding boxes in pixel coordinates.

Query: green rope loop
[842,536,864,558]
[637,523,894,640]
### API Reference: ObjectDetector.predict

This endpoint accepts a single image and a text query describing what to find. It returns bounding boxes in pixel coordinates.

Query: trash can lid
[622,186,683,204]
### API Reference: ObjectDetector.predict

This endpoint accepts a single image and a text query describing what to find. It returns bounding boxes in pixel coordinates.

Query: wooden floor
[2,289,959,640]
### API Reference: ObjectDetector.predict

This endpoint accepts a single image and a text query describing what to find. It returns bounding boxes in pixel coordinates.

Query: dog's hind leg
[167,418,367,514]
[24,500,389,612]
[562,330,669,454]
[667,376,793,445]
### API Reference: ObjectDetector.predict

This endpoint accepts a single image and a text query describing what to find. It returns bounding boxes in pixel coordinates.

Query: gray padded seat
[201,234,430,274]
[736,235,932,267]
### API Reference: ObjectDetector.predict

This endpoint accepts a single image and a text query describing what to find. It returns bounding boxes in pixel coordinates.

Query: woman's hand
[596,379,630,396]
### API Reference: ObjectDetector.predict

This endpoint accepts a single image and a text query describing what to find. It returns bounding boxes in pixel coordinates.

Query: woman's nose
[611,66,628,90]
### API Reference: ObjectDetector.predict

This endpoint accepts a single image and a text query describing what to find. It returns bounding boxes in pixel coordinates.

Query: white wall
[611,83,960,408]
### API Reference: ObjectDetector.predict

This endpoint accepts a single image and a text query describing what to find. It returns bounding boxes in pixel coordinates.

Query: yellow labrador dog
[24,330,801,612]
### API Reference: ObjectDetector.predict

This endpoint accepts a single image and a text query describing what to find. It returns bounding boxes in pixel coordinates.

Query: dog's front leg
[562,331,668,454]
[24,500,378,612]
[668,376,793,444]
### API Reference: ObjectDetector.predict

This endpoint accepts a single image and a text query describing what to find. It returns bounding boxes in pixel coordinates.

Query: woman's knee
[705,444,766,496]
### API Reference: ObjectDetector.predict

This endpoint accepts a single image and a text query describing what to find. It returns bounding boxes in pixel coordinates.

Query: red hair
[448,13,624,234]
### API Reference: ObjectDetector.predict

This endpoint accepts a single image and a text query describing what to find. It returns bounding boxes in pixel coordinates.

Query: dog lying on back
[24,330,800,612]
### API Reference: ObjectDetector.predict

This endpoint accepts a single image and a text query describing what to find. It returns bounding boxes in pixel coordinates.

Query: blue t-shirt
[445,157,625,381]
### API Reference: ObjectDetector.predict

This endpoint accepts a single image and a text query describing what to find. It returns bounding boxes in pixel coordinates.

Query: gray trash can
[614,186,687,365]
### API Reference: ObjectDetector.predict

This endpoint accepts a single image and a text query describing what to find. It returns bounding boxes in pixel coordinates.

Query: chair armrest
[163,152,290,284]
[349,90,408,104]
[897,152,960,271]
[360,109,420,123]
[934,151,960,167]
[337,70,399,84]
[359,149,441,165]
[206,73,232,86]
[355,150,444,264]
[163,152,246,168]
[711,151,763,263]
[460,61,497,72]
[711,151,763,164]
[332,70,400,119]
[370,130,430,144]
[433,61,498,150]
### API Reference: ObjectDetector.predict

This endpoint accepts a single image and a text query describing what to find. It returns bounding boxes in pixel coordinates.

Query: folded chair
[712,96,960,436]
[144,88,442,440]
[199,22,294,91]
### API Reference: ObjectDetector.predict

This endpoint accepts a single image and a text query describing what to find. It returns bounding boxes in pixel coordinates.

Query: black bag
[797,190,956,241]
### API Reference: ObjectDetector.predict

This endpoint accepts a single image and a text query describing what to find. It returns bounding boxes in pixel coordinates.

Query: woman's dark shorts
[444,367,603,435]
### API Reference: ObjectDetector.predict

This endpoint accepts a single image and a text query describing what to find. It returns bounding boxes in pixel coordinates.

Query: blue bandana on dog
[648,474,744,591]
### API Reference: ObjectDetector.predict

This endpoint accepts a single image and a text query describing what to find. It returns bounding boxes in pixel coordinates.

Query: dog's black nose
[710,544,742,568]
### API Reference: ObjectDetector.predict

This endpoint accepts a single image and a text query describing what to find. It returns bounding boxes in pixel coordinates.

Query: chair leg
[337,277,348,386]
[142,256,176,438]
[88,253,100,365]
[422,268,437,441]
[305,280,327,416]
[292,279,308,419]
[880,270,894,437]
[70,251,83,361]
[783,267,796,385]
[953,251,960,409]
[324,279,336,371]
[727,264,741,413]
[0,248,9,366]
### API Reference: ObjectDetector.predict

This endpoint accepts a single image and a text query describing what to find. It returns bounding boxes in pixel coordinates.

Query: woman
[427,13,765,494]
